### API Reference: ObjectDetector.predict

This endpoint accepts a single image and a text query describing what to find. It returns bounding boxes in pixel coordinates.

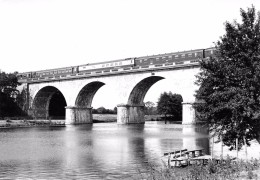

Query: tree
[0,71,24,117]
[93,106,117,114]
[0,71,20,98]
[157,92,183,121]
[144,101,155,115]
[194,6,260,150]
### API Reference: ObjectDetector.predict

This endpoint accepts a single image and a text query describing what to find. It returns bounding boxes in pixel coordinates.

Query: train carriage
[204,47,216,58]
[78,58,135,73]
[16,48,216,82]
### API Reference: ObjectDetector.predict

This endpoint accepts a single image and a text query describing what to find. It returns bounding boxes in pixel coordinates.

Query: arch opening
[128,76,165,106]
[117,76,164,124]
[32,86,67,119]
[49,91,67,119]
[75,81,105,107]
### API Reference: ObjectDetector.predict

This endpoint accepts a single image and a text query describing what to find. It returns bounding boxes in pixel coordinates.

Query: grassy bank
[92,114,117,122]
[135,157,260,180]
[92,114,180,122]
[0,119,65,128]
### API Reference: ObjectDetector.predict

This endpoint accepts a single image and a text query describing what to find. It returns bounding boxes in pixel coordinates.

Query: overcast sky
[1,0,260,108]
[1,0,260,73]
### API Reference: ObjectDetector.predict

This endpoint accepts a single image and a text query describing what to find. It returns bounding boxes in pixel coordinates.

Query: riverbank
[0,119,65,128]
[136,158,260,180]
[0,114,175,128]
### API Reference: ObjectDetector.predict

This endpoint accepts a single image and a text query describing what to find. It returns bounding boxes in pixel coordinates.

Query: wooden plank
[163,149,187,156]
[186,148,204,153]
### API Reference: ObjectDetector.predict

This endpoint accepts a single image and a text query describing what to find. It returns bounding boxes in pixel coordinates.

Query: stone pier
[117,104,145,124]
[65,106,93,124]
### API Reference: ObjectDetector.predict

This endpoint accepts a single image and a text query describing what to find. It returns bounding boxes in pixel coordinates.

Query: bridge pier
[117,104,145,124]
[182,102,196,124]
[65,106,93,124]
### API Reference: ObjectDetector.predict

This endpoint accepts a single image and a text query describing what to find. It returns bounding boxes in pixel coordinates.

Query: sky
[1,0,260,108]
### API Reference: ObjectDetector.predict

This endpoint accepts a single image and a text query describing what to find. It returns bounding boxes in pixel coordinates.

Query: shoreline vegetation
[136,157,260,180]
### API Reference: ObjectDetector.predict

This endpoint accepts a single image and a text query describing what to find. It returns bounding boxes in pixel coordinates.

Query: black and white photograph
[1,0,260,179]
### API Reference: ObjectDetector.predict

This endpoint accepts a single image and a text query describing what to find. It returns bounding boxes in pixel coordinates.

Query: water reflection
[182,125,210,154]
[0,122,210,179]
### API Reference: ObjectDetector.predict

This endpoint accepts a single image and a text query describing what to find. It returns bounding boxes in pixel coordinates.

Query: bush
[135,158,260,180]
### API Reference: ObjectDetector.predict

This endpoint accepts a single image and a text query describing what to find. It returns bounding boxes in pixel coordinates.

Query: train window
[115,62,118,66]
[119,62,122,65]
[188,53,192,57]
[175,55,179,58]
[181,54,185,58]
[195,53,197,57]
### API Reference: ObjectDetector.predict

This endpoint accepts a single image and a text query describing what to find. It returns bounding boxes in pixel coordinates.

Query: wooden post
[221,136,223,159]
[174,150,176,166]
[236,138,238,159]
[244,136,247,160]
[168,153,171,168]
[211,136,214,158]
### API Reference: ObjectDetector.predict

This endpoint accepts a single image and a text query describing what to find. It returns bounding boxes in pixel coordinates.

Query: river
[0,121,209,179]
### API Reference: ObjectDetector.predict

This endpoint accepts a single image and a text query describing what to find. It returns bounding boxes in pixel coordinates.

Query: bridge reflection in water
[0,122,209,179]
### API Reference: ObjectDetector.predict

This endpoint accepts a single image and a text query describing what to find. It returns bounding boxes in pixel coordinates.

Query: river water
[0,121,209,179]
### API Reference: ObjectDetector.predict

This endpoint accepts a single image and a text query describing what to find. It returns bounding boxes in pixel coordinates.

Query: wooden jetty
[163,148,236,167]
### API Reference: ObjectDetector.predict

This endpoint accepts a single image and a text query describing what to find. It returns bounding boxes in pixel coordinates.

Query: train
[17,47,216,81]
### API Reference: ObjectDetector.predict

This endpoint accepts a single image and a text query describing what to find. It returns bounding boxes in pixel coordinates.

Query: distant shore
[0,114,182,128]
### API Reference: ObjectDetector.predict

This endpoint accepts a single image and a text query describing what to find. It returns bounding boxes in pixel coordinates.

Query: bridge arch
[32,86,67,119]
[65,81,105,124]
[127,76,165,106]
[75,81,105,107]
[117,76,164,124]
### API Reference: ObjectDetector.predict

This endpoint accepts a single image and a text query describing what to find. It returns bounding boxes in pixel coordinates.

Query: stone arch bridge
[20,65,200,125]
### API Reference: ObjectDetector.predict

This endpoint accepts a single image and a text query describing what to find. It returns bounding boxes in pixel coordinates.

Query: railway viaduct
[19,63,200,125]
